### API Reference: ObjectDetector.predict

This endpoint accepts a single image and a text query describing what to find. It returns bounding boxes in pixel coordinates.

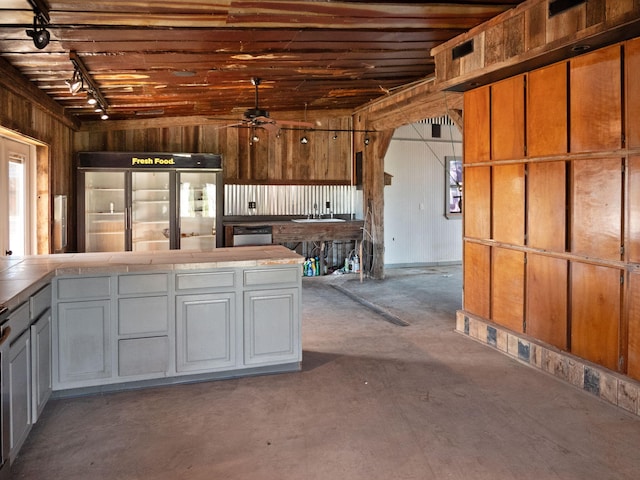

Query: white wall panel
[384,121,463,266]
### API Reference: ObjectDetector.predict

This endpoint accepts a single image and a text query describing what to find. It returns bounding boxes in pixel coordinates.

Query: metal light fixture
[65,69,83,94]
[332,132,338,140]
[364,136,370,146]
[70,51,110,120]
[25,0,50,50]
[300,135,309,144]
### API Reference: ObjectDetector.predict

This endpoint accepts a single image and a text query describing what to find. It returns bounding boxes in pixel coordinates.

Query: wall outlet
[248,201,256,209]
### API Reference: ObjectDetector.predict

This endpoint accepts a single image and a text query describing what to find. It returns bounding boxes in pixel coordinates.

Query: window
[445,156,462,218]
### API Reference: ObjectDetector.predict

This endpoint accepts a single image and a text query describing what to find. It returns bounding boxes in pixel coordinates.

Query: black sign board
[77,152,222,170]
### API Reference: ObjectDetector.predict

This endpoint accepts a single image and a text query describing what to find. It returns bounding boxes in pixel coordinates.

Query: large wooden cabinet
[462,39,640,377]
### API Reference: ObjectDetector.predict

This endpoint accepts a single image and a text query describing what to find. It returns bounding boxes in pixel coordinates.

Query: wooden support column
[353,114,393,279]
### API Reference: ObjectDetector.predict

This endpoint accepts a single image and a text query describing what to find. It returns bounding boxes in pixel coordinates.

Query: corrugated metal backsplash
[224,184,355,216]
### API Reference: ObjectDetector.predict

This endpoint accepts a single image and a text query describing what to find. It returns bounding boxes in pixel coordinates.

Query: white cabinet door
[176,293,235,372]
[243,288,300,366]
[31,310,51,423]
[57,300,111,385]
[9,330,31,463]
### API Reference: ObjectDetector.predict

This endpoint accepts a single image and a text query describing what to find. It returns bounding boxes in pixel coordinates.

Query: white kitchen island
[0,246,303,396]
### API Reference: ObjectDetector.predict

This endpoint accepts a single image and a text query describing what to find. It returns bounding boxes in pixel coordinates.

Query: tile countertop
[0,245,304,312]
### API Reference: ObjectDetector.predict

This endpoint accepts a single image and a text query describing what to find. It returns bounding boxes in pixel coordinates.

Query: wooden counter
[224,220,364,246]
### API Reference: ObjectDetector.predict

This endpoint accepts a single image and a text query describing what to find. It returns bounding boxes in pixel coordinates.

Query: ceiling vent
[549,0,586,18]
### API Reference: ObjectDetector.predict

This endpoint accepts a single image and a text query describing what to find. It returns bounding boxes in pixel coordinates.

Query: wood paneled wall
[463,38,640,377]
[73,115,353,184]
[0,57,76,254]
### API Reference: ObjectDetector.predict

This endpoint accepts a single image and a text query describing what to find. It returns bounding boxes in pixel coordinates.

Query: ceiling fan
[230,78,315,133]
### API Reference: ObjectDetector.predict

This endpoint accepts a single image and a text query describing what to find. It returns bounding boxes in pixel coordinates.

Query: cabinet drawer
[118,273,168,295]
[118,296,168,335]
[244,267,299,287]
[176,271,235,291]
[30,283,52,320]
[118,337,169,377]
[57,276,111,300]
[7,302,30,345]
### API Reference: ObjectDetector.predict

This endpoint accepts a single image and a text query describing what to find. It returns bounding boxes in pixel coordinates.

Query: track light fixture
[65,69,83,94]
[25,0,50,49]
[69,51,110,120]
[300,135,309,145]
[364,136,370,146]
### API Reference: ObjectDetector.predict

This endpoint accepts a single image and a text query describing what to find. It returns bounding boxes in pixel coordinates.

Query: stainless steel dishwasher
[232,225,273,246]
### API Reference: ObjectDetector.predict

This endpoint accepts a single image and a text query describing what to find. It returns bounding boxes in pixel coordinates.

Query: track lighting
[364,136,370,146]
[300,135,309,145]
[70,51,110,120]
[25,0,50,50]
[65,69,83,94]
[332,132,338,140]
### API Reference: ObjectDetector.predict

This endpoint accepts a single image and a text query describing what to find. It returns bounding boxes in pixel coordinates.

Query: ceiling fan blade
[258,122,279,134]
[275,119,315,128]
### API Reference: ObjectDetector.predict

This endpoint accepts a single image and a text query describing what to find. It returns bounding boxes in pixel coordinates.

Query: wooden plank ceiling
[0,0,524,123]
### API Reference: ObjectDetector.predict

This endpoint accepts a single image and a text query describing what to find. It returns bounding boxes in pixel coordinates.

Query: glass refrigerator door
[132,171,171,251]
[84,171,126,252]
[179,172,217,250]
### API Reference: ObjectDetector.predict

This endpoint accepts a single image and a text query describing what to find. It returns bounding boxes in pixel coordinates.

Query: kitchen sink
[291,218,346,223]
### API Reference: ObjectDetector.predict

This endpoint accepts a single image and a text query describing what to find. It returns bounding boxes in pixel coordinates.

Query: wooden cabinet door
[9,330,31,463]
[491,247,525,333]
[491,75,525,161]
[570,45,622,153]
[244,288,300,366]
[571,158,622,261]
[629,156,640,263]
[492,164,525,245]
[527,63,568,157]
[528,161,566,252]
[30,310,51,424]
[57,300,112,385]
[464,86,490,164]
[628,272,640,380]
[625,37,640,149]
[463,241,490,319]
[463,166,491,240]
[571,262,621,371]
[526,254,568,350]
[176,293,236,372]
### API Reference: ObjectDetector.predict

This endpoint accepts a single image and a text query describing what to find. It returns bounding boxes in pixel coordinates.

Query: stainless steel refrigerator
[77,152,223,252]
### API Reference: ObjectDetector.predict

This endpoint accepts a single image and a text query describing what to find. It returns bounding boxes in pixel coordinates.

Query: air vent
[452,40,474,60]
[549,0,586,17]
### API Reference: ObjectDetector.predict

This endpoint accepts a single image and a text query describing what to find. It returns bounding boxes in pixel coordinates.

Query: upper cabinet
[570,45,622,153]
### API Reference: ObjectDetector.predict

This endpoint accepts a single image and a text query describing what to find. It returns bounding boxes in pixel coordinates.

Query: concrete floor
[12,265,640,479]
